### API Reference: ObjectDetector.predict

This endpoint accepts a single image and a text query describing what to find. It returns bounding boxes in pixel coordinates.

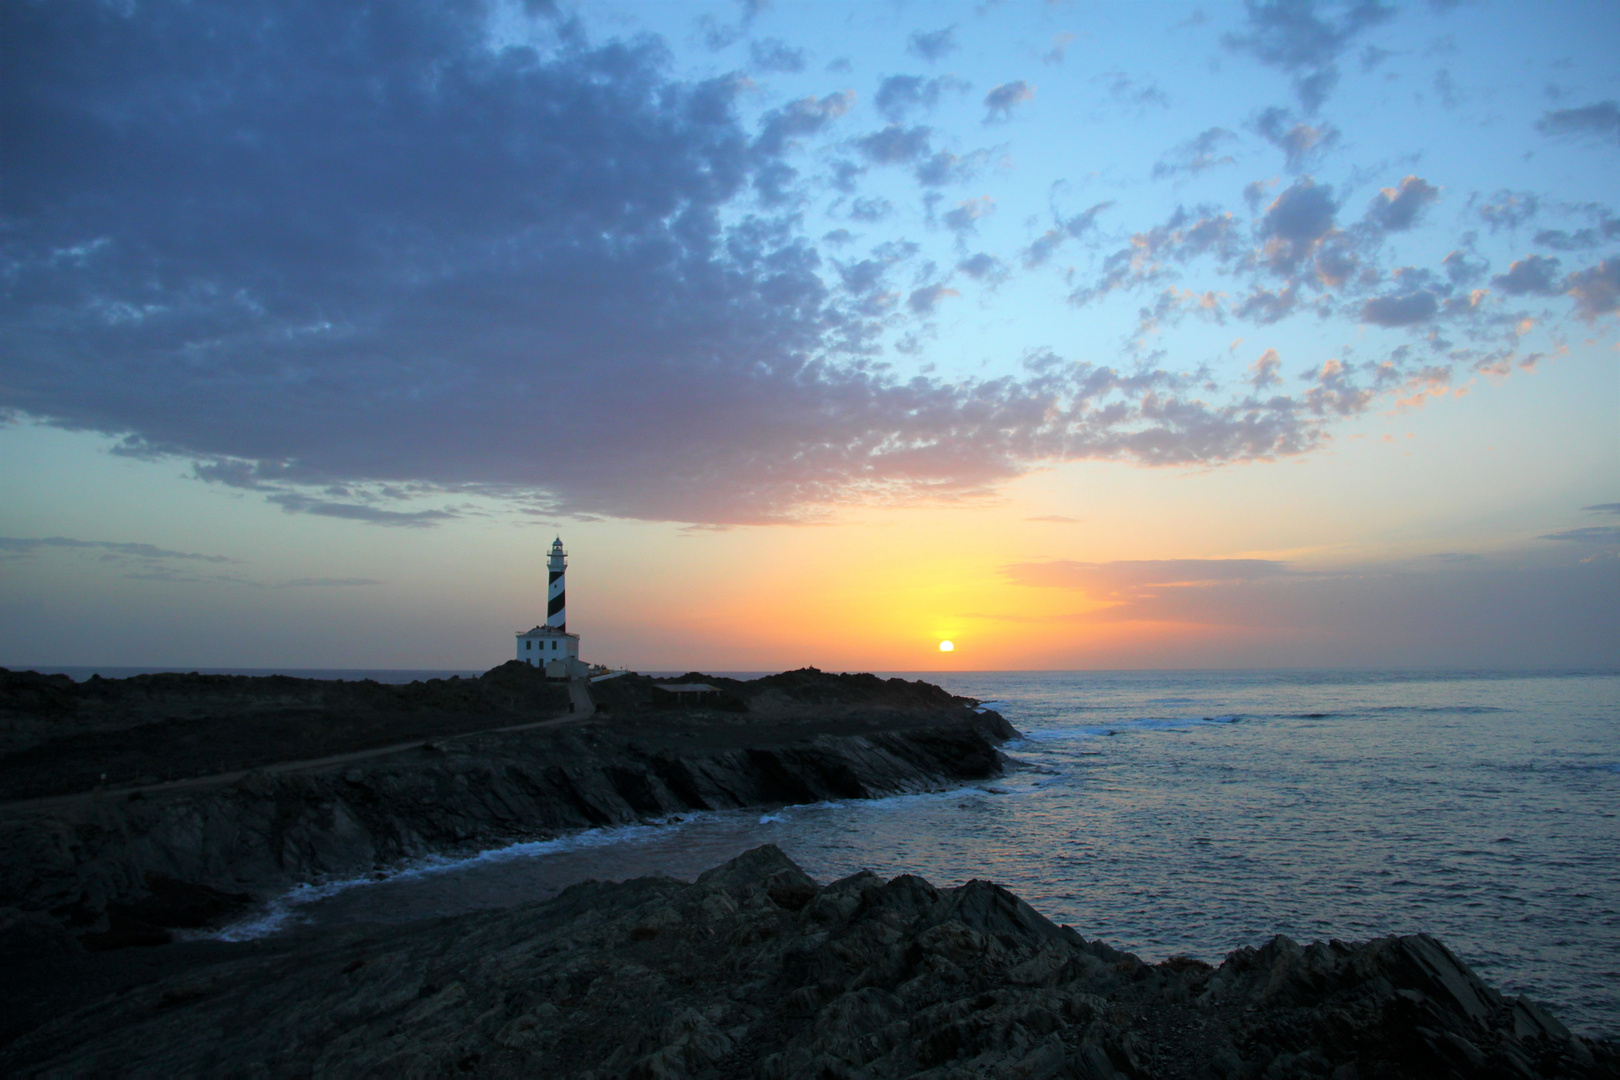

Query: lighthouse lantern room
[517,537,583,678]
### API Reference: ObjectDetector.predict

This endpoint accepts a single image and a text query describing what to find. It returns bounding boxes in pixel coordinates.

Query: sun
[938,640,954,652]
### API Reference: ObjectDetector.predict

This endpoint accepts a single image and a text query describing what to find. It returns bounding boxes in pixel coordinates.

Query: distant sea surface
[50,667,1615,1034]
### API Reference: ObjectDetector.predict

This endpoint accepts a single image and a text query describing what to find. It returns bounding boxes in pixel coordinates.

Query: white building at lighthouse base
[516,624,584,679]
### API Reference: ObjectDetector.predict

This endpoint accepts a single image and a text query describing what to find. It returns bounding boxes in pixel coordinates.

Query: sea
[36,667,1620,1035]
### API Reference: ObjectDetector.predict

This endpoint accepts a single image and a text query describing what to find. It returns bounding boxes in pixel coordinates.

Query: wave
[207,781,1008,942]
[1017,715,1242,742]
[208,816,709,940]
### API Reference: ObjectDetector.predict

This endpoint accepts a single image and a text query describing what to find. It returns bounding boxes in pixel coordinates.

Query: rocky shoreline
[2,844,1612,1078]
[0,665,1015,954]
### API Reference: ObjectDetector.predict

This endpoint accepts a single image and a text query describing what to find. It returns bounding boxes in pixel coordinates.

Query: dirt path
[1,679,596,817]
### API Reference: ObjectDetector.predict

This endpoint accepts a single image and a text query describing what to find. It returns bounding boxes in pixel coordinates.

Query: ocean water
[208,669,1618,1035]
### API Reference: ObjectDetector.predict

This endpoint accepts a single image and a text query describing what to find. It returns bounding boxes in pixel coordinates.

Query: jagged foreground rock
[3,846,1611,1078]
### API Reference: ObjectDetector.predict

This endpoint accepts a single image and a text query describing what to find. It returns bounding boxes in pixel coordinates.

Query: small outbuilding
[651,683,724,709]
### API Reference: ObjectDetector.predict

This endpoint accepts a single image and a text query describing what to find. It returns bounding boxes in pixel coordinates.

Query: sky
[2,0,1617,673]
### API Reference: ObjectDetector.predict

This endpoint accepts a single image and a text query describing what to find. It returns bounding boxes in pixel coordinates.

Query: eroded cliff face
[2,845,1610,1079]
[0,706,1015,946]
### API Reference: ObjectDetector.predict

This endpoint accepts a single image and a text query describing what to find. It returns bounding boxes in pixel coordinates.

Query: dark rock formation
[2,846,1610,1077]
[0,667,1015,950]
[0,663,571,801]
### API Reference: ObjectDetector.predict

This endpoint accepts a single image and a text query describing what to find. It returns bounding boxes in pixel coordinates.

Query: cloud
[750,37,806,73]
[1024,515,1081,523]
[1360,290,1439,326]
[855,124,934,164]
[1023,202,1114,268]
[1152,128,1238,179]
[1253,107,1340,170]
[1251,348,1283,388]
[1564,260,1620,321]
[754,92,854,157]
[0,1,1531,529]
[981,551,1620,667]
[282,578,385,588]
[1536,101,1620,146]
[915,149,990,188]
[1477,190,1539,232]
[907,27,957,62]
[0,536,235,563]
[874,75,965,122]
[1539,526,1620,545]
[849,197,893,222]
[1533,216,1620,251]
[983,81,1034,123]
[943,196,995,234]
[266,494,458,527]
[1260,177,1338,272]
[907,284,959,314]
[1366,176,1440,231]
[1442,248,1489,286]
[1583,503,1620,515]
[956,253,1006,280]
[1043,33,1077,65]
[1071,207,1240,303]
[1432,68,1460,109]
[1102,72,1169,110]
[1222,0,1398,112]
[1491,255,1563,297]
[1004,559,1289,604]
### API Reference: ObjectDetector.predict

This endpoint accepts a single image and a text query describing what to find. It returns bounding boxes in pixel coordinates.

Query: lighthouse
[516,536,582,677]
[546,536,567,631]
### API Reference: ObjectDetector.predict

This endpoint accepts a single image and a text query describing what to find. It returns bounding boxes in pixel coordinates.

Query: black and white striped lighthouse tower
[546,537,567,631]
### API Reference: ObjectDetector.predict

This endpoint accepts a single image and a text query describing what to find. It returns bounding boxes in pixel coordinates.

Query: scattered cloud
[1253,107,1340,171]
[855,124,934,164]
[1102,72,1170,110]
[1565,260,1620,321]
[1582,503,1620,515]
[1533,215,1620,251]
[1003,559,1290,613]
[750,37,806,73]
[1023,202,1114,268]
[1536,101,1620,146]
[957,252,1006,281]
[907,283,959,314]
[943,196,995,234]
[281,578,385,588]
[1366,176,1440,231]
[1043,33,1077,65]
[0,536,236,563]
[1491,255,1563,297]
[1361,289,1440,327]
[908,26,958,62]
[266,494,459,528]
[1153,128,1239,180]
[1222,0,1398,113]
[874,75,967,122]
[983,81,1034,123]
[1477,190,1539,232]
[1540,526,1620,545]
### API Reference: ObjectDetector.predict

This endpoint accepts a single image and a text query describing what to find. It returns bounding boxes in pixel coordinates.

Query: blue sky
[2,0,1616,670]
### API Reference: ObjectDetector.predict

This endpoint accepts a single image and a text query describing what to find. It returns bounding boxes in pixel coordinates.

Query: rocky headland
[2,844,1612,1078]
[0,664,1014,956]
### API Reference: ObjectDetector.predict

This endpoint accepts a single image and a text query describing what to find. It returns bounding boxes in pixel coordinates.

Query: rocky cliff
[2,845,1610,1078]
[0,666,1015,950]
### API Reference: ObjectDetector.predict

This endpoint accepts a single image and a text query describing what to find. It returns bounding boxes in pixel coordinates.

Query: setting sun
[939,641,954,652]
